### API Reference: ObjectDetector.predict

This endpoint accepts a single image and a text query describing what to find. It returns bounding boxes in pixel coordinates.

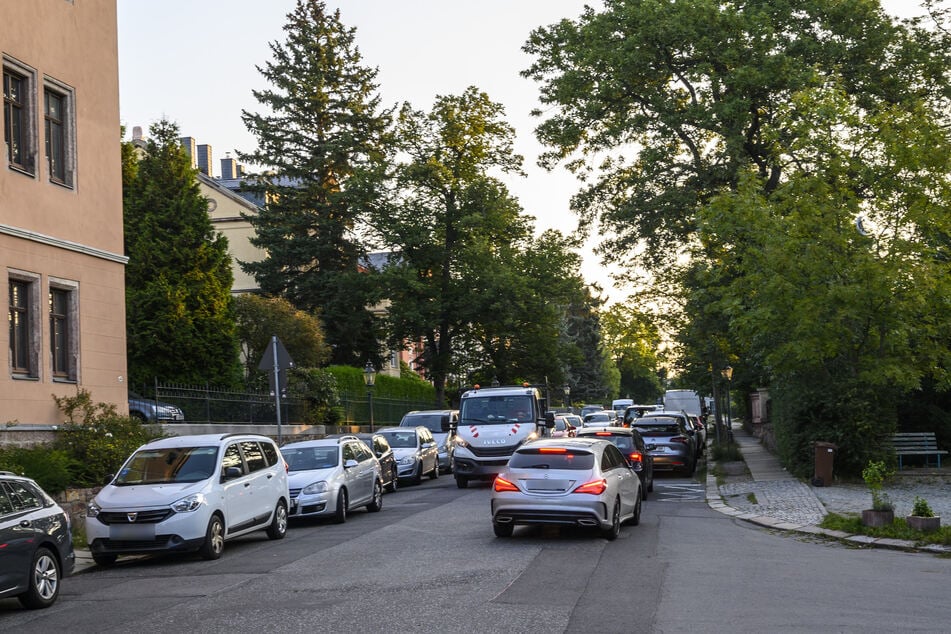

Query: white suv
[86,433,289,565]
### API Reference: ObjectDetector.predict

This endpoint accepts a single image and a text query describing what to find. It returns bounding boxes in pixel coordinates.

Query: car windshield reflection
[116,447,218,485]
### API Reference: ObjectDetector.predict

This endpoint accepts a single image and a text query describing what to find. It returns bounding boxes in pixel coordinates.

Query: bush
[287,367,342,426]
[0,445,74,494]
[52,389,165,487]
[912,496,935,518]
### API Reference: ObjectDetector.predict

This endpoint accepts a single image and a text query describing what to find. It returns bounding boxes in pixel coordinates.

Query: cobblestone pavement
[719,480,827,525]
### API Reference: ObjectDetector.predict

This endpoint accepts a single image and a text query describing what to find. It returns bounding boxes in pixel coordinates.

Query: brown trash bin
[813,441,837,487]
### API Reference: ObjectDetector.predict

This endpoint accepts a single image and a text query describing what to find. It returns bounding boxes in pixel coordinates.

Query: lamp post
[721,366,733,442]
[363,361,377,432]
[563,383,571,410]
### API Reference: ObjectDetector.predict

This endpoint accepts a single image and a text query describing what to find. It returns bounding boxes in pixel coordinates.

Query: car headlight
[454,436,470,449]
[86,501,101,518]
[171,493,206,513]
[302,481,328,495]
[397,456,417,466]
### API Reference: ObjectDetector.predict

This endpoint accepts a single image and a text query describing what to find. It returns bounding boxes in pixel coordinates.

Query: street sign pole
[272,335,282,444]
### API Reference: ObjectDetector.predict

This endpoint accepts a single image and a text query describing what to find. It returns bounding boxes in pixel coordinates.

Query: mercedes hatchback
[490,437,641,540]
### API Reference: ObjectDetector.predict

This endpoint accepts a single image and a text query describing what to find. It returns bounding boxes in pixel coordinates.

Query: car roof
[402,409,457,415]
[143,433,274,448]
[577,426,634,436]
[376,426,422,434]
[283,436,364,448]
[520,437,607,452]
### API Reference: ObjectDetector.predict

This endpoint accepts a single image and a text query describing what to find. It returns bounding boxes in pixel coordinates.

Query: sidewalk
[705,423,951,554]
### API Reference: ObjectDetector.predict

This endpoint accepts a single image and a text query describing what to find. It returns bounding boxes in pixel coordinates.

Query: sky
[116,0,924,303]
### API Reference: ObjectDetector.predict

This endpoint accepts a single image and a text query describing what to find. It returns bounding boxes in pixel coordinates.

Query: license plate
[109,523,155,540]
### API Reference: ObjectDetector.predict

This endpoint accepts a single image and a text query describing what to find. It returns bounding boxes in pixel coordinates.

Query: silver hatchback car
[490,437,642,540]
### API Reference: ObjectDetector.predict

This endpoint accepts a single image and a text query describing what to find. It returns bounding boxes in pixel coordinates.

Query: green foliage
[912,496,935,518]
[238,0,390,366]
[52,390,165,488]
[123,119,243,387]
[234,294,331,376]
[600,301,663,402]
[326,365,435,404]
[862,461,894,511]
[286,367,341,426]
[0,446,73,495]
[820,512,951,546]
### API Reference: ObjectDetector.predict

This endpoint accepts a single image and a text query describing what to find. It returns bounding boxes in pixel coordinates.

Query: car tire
[92,553,117,567]
[630,495,642,526]
[333,489,348,524]
[648,476,654,493]
[455,476,469,489]
[411,463,422,486]
[641,478,649,500]
[430,460,440,479]
[130,411,148,423]
[367,481,383,512]
[199,514,225,560]
[602,498,621,541]
[18,547,61,609]
[266,500,288,540]
[386,469,399,493]
[493,522,514,538]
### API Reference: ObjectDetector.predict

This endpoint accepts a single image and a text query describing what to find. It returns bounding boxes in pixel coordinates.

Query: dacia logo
[127,512,138,523]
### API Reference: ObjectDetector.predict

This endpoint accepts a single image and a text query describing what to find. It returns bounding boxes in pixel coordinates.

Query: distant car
[576,427,654,499]
[622,404,660,426]
[644,410,702,457]
[490,437,642,540]
[282,436,383,523]
[0,473,75,609]
[398,409,458,473]
[633,415,697,475]
[353,433,399,493]
[127,391,184,423]
[582,410,617,427]
[377,426,440,485]
[551,414,580,438]
[580,405,605,418]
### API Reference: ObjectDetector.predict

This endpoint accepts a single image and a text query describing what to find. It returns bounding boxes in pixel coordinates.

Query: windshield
[115,446,218,485]
[401,413,444,433]
[282,446,339,471]
[461,395,534,425]
[380,431,418,448]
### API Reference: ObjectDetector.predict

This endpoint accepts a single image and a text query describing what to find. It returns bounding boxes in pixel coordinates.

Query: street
[3,473,951,633]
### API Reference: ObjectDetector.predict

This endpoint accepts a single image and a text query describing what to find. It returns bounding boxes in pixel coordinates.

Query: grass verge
[820,512,951,546]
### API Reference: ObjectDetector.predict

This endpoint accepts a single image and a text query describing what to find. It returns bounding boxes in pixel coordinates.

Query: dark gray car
[0,473,75,609]
[633,416,697,475]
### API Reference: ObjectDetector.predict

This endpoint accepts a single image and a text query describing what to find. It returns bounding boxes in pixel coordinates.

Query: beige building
[199,173,262,294]
[2,0,127,428]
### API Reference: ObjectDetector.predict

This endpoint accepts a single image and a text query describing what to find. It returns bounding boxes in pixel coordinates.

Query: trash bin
[813,441,837,487]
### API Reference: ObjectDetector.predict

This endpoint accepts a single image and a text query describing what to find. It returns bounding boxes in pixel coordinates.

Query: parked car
[352,433,399,493]
[633,415,697,475]
[576,427,654,499]
[398,409,458,473]
[0,472,75,609]
[377,426,440,485]
[490,437,641,540]
[85,433,289,565]
[582,410,617,427]
[128,391,185,422]
[551,414,581,438]
[281,436,383,523]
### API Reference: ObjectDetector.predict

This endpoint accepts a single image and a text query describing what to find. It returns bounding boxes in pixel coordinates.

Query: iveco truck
[452,384,550,489]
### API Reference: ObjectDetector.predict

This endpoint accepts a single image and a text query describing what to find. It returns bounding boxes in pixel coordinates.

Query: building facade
[2,0,127,427]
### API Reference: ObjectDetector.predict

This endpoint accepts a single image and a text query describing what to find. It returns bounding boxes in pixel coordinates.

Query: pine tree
[123,119,242,388]
[239,0,392,366]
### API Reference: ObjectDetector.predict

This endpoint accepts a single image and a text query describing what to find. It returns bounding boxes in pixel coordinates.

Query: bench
[892,432,948,470]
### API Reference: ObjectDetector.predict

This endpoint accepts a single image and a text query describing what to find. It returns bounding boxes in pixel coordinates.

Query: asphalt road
[3,472,951,632]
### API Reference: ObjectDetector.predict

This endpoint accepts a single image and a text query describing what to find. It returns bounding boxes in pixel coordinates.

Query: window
[43,79,73,187]
[3,58,36,175]
[222,444,244,476]
[49,282,78,381]
[240,441,267,472]
[8,273,40,378]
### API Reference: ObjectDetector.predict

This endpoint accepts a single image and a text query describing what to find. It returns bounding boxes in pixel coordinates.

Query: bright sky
[116,0,923,302]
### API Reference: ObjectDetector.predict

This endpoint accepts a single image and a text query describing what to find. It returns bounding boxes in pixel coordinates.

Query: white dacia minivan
[86,433,289,566]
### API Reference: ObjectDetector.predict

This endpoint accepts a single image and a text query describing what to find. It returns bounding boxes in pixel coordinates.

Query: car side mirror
[441,414,454,433]
[223,466,243,480]
[646,444,657,451]
[343,459,359,469]
[544,412,556,428]
[104,473,115,485]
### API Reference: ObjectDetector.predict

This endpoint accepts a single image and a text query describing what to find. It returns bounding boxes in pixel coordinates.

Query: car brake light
[573,478,607,495]
[494,476,519,492]
[629,451,643,463]
[594,432,612,436]
[538,447,567,454]
[671,436,688,444]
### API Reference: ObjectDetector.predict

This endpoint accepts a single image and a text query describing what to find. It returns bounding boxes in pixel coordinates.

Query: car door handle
[267,473,274,479]
[244,482,251,488]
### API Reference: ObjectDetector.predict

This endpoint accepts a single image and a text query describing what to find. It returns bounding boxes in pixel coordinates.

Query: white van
[611,398,634,415]
[663,390,704,417]
[86,433,289,565]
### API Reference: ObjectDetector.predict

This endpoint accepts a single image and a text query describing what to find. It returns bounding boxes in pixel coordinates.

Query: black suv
[576,427,654,499]
[0,472,75,609]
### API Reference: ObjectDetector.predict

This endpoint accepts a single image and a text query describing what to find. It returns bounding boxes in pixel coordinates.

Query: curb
[705,472,951,555]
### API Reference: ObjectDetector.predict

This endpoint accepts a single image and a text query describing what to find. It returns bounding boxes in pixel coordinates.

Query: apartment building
[2,1,127,429]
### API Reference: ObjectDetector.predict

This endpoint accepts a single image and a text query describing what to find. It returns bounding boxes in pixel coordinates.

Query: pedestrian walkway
[706,422,951,554]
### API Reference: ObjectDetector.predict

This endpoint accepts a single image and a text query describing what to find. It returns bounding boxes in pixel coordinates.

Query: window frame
[42,77,75,188]
[2,57,37,176]
[8,271,41,379]
[48,278,79,382]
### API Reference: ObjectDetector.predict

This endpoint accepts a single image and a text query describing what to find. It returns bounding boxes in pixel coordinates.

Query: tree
[239,0,392,366]
[123,119,242,388]
[233,294,331,378]
[600,300,663,402]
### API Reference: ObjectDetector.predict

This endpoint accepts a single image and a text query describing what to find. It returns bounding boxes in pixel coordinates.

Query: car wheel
[602,498,621,541]
[455,476,469,489]
[92,553,117,567]
[199,514,225,560]
[387,468,399,492]
[411,463,422,485]
[648,476,654,493]
[630,495,642,526]
[430,460,440,479]
[367,480,383,512]
[266,500,288,540]
[642,478,649,500]
[493,522,514,538]
[333,489,348,524]
[130,411,147,423]
[446,456,454,474]
[18,547,61,609]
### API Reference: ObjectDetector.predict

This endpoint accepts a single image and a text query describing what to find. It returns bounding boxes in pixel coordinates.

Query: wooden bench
[892,432,948,470]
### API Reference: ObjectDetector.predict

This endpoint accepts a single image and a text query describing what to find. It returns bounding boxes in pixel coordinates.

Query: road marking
[653,482,705,501]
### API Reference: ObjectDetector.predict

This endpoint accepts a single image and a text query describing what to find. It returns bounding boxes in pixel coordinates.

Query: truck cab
[452,385,550,489]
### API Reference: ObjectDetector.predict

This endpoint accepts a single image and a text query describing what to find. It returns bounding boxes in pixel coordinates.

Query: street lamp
[363,361,377,432]
[563,383,571,410]
[721,366,733,441]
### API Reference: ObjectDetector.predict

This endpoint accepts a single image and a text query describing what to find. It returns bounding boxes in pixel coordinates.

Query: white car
[490,437,642,540]
[282,436,383,523]
[86,433,289,565]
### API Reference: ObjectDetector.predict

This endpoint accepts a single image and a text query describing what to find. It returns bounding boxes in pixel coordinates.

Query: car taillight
[629,451,643,463]
[594,432,612,436]
[671,436,689,444]
[494,475,519,492]
[538,447,567,454]
[573,478,607,495]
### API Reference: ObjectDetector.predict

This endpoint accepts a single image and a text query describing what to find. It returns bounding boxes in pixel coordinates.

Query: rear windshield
[116,446,218,485]
[587,435,634,452]
[509,449,595,470]
[400,414,444,433]
[635,419,681,436]
[379,431,418,448]
[282,446,339,471]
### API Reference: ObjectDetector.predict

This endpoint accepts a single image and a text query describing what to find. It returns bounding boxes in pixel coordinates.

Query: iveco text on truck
[452,385,550,489]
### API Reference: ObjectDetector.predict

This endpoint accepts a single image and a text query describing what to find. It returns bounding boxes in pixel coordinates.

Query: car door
[239,440,278,524]
[419,428,437,474]
[221,441,256,533]
[342,442,371,505]
[0,480,38,596]
[603,445,638,516]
